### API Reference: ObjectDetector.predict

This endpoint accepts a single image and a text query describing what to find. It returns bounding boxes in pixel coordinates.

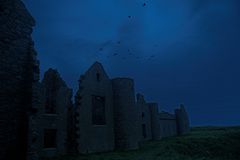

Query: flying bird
[147,55,156,60]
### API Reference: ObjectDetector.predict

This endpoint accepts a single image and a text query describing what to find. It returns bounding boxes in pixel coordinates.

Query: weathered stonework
[159,112,177,138]
[137,94,153,141]
[0,0,191,157]
[75,62,115,153]
[148,103,161,140]
[0,0,38,159]
[112,78,140,150]
[175,104,190,135]
[74,62,190,154]
[34,69,72,158]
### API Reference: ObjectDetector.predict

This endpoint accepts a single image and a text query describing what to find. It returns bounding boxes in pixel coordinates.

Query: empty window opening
[92,95,106,125]
[44,129,57,148]
[96,73,100,82]
[45,97,56,114]
[142,112,145,118]
[142,124,147,138]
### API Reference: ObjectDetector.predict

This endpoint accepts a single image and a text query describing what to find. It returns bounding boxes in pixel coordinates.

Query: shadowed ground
[45,126,240,160]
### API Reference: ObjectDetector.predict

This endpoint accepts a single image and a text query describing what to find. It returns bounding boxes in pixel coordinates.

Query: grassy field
[47,126,240,160]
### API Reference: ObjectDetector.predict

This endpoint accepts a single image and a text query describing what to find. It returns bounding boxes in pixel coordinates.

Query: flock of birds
[96,2,158,61]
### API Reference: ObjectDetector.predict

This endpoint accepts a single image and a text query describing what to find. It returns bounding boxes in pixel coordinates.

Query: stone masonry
[0,0,39,159]
[75,62,190,154]
[33,69,72,158]
[0,0,190,159]
[75,62,115,153]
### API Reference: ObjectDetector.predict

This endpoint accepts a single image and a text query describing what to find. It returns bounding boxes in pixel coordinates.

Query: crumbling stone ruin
[159,111,178,137]
[175,104,190,135]
[0,0,190,159]
[74,62,190,154]
[0,0,39,159]
[31,69,73,157]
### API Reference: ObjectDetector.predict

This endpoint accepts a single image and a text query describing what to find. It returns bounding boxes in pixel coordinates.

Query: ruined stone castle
[0,0,190,160]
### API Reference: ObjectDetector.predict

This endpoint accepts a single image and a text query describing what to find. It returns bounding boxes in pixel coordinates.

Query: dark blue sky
[23,0,240,126]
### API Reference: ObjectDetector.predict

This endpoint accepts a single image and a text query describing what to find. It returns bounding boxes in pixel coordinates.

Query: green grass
[46,126,240,160]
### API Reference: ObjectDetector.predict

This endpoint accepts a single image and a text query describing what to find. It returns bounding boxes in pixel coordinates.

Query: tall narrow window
[142,124,147,138]
[92,95,105,125]
[96,73,100,82]
[142,112,145,119]
[44,129,57,148]
[45,97,56,114]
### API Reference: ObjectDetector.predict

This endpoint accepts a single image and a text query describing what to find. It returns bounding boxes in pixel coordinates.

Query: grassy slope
[48,126,240,160]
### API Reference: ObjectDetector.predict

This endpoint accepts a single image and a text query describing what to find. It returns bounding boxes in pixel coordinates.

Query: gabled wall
[33,69,72,158]
[75,62,114,153]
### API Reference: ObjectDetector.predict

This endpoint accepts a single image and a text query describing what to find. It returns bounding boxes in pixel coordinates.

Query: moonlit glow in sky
[23,0,240,126]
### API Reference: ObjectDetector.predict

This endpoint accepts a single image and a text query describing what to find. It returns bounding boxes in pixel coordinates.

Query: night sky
[22,0,240,126]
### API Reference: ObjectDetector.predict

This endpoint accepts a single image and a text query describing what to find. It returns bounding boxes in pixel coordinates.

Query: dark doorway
[44,129,57,148]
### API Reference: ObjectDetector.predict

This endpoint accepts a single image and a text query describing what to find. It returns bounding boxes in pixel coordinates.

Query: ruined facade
[32,69,72,158]
[0,0,39,159]
[0,1,190,159]
[137,94,153,141]
[159,112,177,138]
[75,63,115,153]
[112,78,140,150]
[74,62,190,153]
[175,105,190,135]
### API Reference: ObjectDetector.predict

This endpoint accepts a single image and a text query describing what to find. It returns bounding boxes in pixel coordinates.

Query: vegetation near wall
[46,126,240,160]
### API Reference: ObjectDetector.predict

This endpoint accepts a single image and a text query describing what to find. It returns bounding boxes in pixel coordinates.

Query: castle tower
[148,103,161,140]
[112,78,140,150]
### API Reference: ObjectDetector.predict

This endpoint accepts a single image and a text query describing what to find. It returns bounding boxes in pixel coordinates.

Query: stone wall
[175,104,190,135]
[66,103,78,154]
[75,62,114,153]
[0,0,191,158]
[137,94,152,141]
[148,103,161,140]
[112,78,140,150]
[32,69,72,158]
[159,112,177,138]
[0,0,38,159]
